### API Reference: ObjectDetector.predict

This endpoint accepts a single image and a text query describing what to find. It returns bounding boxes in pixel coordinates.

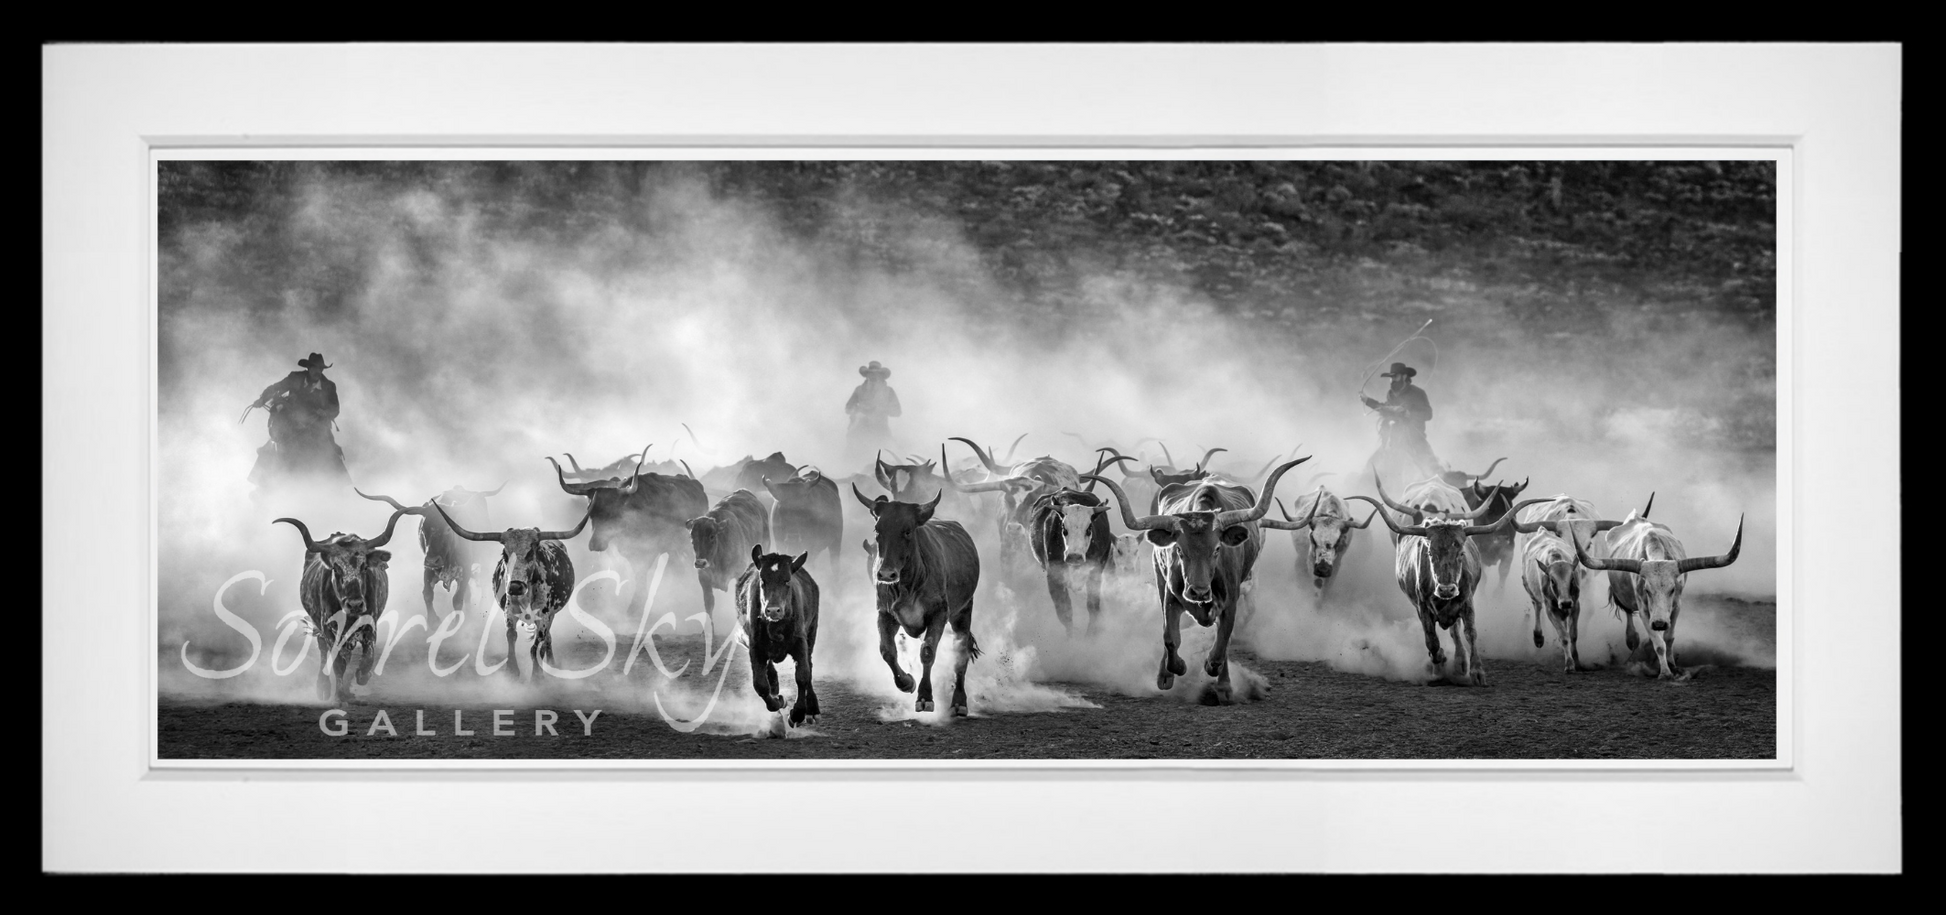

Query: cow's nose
[1064,552,1086,563]
[876,571,900,584]
[1434,585,1459,599]
[694,559,709,569]
[1650,619,1668,631]
[1313,563,1333,578]
[507,581,527,596]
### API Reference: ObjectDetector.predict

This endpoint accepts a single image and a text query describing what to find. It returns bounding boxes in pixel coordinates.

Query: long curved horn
[1248,454,1284,482]
[762,477,781,501]
[1077,474,1176,532]
[1641,492,1655,518]
[1084,454,1138,492]
[431,502,502,542]
[1196,447,1227,473]
[1348,506,1378,529]
[479,482,506,497]
[934,445,962,493]
[1466,498,1550,537]
[365,508,410,548]
[999,433,1030,464]
[563,453,586,475]
[619,444,653,495]
[1258,491,1322,531]
[272,517,324,553]
[1344,496,1425,538]
[1472,457,1507,481]
[1452,496,1507,521]
[354,488,421,514]
[679,459,696,480]
[851,483,882,513]
[1157,442,1175,469]
[1371,473,1424,523]
[538,503,597,542]
[1570,527,1640,573]
[873,451,894,491]
[1215,457,1309,527]
[949,437,1003,475]
[1677,516,1745,573]
[547,456,597,496]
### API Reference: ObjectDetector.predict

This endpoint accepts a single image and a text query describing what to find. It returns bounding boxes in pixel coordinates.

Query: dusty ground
[159,594,1775,761]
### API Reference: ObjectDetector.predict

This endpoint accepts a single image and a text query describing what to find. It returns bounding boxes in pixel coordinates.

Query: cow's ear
[861,539,872,553]
[683,518,695,529]
[1220,525,1253,547]
[752,545,764,565]
[369,550,392,564]
[1145,529,1177,547]
[792,552,809,573]
[1535,559,1550,577]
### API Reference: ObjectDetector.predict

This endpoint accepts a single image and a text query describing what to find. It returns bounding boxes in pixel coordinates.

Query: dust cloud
[160,161,1776,725]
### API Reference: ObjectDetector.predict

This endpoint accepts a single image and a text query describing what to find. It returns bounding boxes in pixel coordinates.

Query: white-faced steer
[1571,501,1743,680]
[1080,458,1308,704]
[273,508,408,701]
[434,502,593,679]
[853,487,983,716]
[1508,494,1635,673]
[1260,485,1377,602]
[1349,476,1543,686]
[356,483,504,619]
[685,489,772,633]
[737,545,821,727]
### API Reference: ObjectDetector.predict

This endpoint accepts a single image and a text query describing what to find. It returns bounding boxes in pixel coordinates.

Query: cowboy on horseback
[1361,361,1443,476]
[246,352,350,487]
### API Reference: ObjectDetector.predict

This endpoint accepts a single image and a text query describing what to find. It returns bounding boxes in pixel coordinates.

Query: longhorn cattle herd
[272,433,1747,729]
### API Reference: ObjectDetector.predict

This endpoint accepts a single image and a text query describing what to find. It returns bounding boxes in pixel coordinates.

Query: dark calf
[737,546,821,727]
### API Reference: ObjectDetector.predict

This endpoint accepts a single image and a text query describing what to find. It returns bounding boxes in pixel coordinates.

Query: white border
[144,144,1795,775]
[47,44,1898,873]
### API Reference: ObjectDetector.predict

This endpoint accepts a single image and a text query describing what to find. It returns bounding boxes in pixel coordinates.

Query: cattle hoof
[1532,632,1545,649]
[1157,672,1176,691]
[894,673,915,693]
[1168,656,1187,677]
[951,703,968,718]
[915,699,934,713]
[764,695,786,712]
[1204,658,1224,678]
[1431,651,1446,665]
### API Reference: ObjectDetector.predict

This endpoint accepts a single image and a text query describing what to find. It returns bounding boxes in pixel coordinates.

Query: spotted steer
[434,502,591,679]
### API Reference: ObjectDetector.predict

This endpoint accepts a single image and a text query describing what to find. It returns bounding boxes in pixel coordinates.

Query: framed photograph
[45,44,1900,873]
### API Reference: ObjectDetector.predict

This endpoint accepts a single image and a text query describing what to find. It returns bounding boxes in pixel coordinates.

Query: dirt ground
[159,593,1775,761]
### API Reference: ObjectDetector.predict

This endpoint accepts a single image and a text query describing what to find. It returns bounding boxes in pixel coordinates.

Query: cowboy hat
[1380,362,1416,378]
[298,353,333,370]
[858,361,890,379]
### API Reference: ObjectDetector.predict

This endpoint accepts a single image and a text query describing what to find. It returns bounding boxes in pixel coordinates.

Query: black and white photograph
[156,155,1782,762]
[44,43,1899,874]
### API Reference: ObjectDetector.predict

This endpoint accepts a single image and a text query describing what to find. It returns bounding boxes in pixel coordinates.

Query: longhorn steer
[355,483,504,619]
[550,445,709,624]
[272,508,407,701]
[1458,474,1531,593]
[1081,458,1308,704]
[853,487,983,716]
[685,489,772,634]
[1349,476,1541,686]
[737,546,821,727]
[1260,486,1377,602]
[760,466,845,589]
[1571,500,1743,680]
[434,502,592,679]
[1508,494,1630,672]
